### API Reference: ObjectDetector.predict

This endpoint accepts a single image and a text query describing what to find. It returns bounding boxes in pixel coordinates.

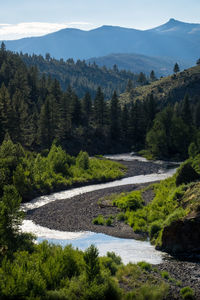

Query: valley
[1,6,200,299]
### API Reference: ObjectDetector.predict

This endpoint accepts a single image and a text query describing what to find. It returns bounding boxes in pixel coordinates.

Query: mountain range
[2,19,200,66]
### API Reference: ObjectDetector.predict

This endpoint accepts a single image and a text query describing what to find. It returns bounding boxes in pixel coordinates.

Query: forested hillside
[0,44,200,159]
[20,52,138,99]
[87,53,190,77]
[120,64,200,105]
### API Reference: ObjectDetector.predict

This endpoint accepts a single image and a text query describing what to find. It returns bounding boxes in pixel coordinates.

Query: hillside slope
[120,64,200,105]
[87,53,190,77]
[21,53,137,99]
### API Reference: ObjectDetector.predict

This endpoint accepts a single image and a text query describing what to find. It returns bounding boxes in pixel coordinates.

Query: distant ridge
[2,19,200,63]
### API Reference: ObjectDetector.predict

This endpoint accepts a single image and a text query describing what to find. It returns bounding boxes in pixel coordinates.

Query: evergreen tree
[71,93,82,126]
[196,58,200,65]
[150,70,156,81]
[173,63,180,73]
[137,72,147,85]
[82,92,92,127]
[110,91,120,141]
[126,79,134,93]
[121,104,129,145]
[144,93,157,130]
[181,94,192,125]
[94,87,106,128]
[38,95,57,148]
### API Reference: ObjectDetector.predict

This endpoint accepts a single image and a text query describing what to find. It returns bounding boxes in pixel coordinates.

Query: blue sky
[0,0,200,39]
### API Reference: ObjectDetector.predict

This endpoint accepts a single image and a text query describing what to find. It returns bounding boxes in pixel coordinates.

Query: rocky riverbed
[26,159,162,239]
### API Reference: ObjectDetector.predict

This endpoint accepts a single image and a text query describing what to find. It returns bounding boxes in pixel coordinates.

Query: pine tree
[150,70,156,81]
[82,92,92,126]
[196,58,200,65]
[110,91,120,141]
[38,95,57,148]
[181,94,192,125]
[137,72,147,85]
[71,93,82,126]
[121,104,129,144]
[94,87,106,128]
[126,79,134,93]
[173,63,180,73]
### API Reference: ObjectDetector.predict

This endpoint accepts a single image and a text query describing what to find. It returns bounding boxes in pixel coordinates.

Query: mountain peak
[168,18,179,23]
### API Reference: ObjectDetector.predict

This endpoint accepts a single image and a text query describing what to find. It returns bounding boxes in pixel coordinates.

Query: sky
[0,0,200,40]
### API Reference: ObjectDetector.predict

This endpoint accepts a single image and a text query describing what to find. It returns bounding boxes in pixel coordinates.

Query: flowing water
[21,154,176,264]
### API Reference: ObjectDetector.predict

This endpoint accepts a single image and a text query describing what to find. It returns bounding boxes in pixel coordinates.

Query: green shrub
[137,261,152,272]
[106,218,113,226]
[107,252,122,265]
[113,191,143,211]
[161,271,170,280]
[180,286,195,300]
[149,221,162,240]
[117,212,126,221]
[188,142,198,158]
[125,283,168,300]
[92,215,105,225]
[76,151,90,170]
[163,207,186,227]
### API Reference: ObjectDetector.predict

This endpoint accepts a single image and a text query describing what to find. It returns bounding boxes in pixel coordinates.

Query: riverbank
[26,182,157,239]
[157,260,200,299]
[26,158,163,239]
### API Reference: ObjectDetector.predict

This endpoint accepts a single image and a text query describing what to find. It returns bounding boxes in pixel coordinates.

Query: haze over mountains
[86,53,189,77]
[3,19,200,63]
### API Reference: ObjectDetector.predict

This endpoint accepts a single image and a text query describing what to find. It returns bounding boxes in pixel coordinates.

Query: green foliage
[188,142,199,158]
[0,185,24,252]
[149,221,162,240]
[113,190,143,211]
[137,261,152,272]
[180,287,195,300]
[110,170,192,246]
[100,251,122,276]
[106,217,113,226]
[83,245,100,282]
[76,151,90,170]
[117,212,127,221]
[146,106,191,159]
[0,138,125,201]
[161,271,170,280]
[92,215,105,225]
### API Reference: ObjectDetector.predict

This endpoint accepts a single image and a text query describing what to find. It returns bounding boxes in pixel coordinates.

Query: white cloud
[0,22,96,40]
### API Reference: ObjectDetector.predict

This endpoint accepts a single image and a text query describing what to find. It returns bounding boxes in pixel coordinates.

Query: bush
[113,191,143,211]
[176,162,200,186]
[106,218,113,226]
[137,261,152,272]
[180,286,195,300]
[92,215,105,225]
[76,151,90,170]
[117,212,126,221]
[188,142,198,158]
[149,221,162,240]
[161,271,170,280]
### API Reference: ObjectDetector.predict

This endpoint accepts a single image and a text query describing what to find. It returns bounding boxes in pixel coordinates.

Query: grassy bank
[94,155,200,249]
[0,137,126,202]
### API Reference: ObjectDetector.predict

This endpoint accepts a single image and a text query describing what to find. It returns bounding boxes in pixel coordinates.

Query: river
[20,154,177,264]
